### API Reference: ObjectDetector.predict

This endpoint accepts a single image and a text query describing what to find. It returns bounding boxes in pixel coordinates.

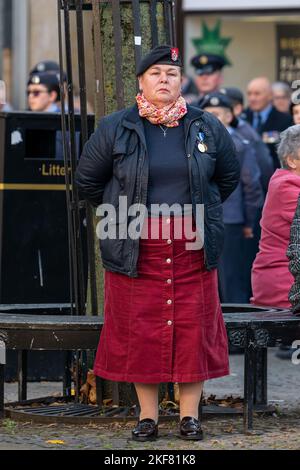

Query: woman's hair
[272,81,291,98]
[277,125,300,169]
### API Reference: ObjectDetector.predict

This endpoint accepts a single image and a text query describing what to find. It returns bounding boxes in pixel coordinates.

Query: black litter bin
[0,111,94,380]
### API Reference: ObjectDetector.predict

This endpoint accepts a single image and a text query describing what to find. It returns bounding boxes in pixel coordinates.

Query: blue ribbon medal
[197,132,208,153]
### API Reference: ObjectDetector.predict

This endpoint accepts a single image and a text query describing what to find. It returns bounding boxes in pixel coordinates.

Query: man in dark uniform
[29,60,69,107]
[27,72,67,161]
[188,53,227,107]
[202,92,264,303]
[27,68,80,160]
[221,86,273,194]
[27,72,61,113]
[220,87,274,301]
[245,77,293,170]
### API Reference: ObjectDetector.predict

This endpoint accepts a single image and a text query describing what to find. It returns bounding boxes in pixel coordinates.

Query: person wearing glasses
[28,60,89,113]
[27,72,61,113]
[272,81,291,115]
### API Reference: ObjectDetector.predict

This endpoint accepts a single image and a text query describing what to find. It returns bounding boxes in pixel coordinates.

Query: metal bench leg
[63,351,72,397]
[17,350,28,402]
[0,339,6,418]
[96,376,103,407]
[254,347,268,406]
[244,329,255,432]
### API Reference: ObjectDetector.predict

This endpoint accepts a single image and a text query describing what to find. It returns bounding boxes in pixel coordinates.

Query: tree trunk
[86,0,168,407]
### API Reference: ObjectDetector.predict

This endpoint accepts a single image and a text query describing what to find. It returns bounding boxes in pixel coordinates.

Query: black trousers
[218,223,250,303]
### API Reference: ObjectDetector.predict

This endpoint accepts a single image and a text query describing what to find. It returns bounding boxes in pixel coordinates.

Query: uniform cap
[29,61,67,82]
[27,72,60,87]
[191,53,226,76]
[201,91,233,111]
[220,87,244,106]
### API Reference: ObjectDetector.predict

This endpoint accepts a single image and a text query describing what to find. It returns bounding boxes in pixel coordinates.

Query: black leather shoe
[179,416,204,440]
[131,418,158,442]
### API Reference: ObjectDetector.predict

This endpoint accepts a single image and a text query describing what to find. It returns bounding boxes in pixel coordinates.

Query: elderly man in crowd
[245,77,293,170]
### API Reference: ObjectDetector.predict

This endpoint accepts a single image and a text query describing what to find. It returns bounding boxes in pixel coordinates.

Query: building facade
[2,1,300,109]
[183,0,300,95]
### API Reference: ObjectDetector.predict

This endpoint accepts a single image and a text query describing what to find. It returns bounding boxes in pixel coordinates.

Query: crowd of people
[182,51,299,318]
[2,53,300,314]
[1,59,93,114]
[1,45,300,440]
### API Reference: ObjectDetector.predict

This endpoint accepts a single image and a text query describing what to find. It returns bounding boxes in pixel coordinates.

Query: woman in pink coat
[251,125,300,308]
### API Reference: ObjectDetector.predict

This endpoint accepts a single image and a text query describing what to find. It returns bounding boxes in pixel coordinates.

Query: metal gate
[57,0,178,319]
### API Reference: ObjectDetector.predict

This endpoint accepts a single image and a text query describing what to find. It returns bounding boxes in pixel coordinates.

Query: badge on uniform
[197,132,208,153]
[262,130,280,144]
[171,47,179,62]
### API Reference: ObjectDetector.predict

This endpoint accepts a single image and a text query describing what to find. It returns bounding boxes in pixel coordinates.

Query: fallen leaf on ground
[223,425,234,433]
[46,440,66,445]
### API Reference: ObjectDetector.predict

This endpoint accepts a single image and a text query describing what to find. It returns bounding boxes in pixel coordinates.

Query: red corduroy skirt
[93,215,229,383]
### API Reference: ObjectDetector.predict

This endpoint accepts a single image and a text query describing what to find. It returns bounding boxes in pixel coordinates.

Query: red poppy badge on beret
[171,47,179,62]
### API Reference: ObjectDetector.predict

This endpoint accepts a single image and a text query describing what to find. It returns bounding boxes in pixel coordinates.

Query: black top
[143,118,192,215]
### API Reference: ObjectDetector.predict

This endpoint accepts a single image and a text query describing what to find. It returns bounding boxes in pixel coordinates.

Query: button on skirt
[93,215,229,383]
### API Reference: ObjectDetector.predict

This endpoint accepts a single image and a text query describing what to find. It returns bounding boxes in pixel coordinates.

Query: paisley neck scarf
[136,92,187,127]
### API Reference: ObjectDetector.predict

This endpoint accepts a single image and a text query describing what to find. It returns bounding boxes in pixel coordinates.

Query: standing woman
[76,45,239,441]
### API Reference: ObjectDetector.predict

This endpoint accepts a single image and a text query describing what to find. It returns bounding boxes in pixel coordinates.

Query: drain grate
[4,396,178,424]
[4,396,275,424]
[12,403,131,418]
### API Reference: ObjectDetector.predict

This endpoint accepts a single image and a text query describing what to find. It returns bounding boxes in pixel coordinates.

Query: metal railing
[57,0,177,318]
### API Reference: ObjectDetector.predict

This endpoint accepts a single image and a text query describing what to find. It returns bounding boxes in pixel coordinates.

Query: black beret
[201,92,233,112]
[191,53,226,76]
[220,87,244,106]
[27,72,60,88]
[136,45,182,76]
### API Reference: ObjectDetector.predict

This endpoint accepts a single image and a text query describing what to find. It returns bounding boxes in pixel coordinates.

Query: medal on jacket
[197,132,207,153]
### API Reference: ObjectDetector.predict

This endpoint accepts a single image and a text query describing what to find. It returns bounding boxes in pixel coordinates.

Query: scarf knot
[136,93,187,127]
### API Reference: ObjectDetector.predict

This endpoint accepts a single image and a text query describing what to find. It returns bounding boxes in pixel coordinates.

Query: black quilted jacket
[75,104,240,277]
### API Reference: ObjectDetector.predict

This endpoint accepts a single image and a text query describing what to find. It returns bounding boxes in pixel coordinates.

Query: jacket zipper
[185,119,208,268]
[129,144,146,273]
[184,120,194,208]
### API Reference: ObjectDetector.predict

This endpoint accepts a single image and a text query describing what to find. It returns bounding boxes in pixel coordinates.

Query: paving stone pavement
[0,413,300,450]
[1,348,299,450]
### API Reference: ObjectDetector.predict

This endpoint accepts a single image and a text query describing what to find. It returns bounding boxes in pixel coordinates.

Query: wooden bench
[0,305,299,432]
